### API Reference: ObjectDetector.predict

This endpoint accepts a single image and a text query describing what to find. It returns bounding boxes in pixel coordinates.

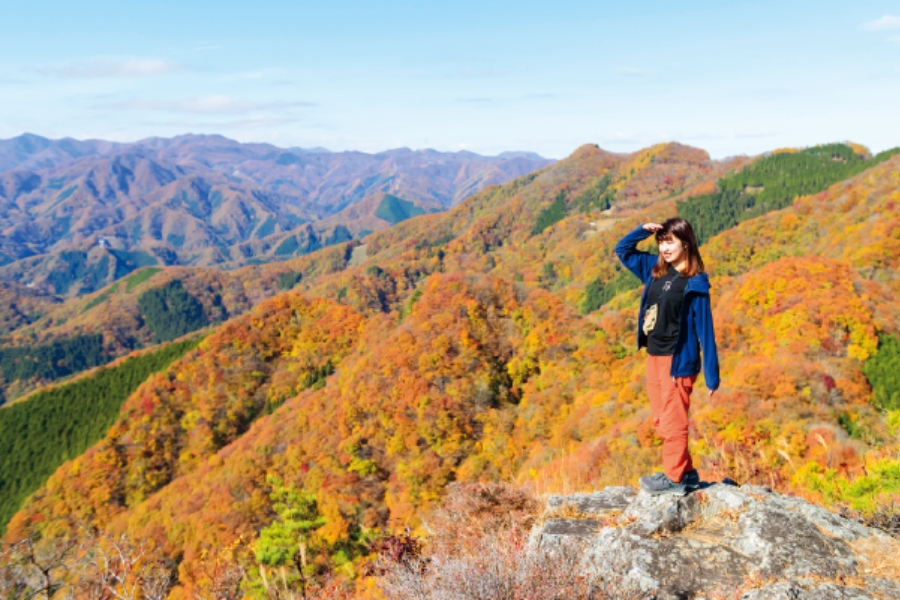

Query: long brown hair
[651,217,705,278]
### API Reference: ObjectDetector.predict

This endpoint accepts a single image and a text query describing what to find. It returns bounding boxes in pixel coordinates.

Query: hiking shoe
[639,469,700,496]
[682,469,700,489]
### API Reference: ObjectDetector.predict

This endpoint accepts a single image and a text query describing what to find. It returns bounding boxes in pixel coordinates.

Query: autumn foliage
[4,143,900,598]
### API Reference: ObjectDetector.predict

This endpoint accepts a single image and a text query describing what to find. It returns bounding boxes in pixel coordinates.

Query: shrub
[370,482,641,599]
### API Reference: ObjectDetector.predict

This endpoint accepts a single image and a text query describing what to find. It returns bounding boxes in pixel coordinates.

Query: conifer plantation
[0,337,201,533]
[0,333,108,393]
[679,143,900,243]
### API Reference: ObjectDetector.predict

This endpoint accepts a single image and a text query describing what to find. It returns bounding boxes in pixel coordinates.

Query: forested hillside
[4,141,900,599]
[0,336,201,534]
[0,142,717,398]
[679,143,900,243]
[0,134,552,298]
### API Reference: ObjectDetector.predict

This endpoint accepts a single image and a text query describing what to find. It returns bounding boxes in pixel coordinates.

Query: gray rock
[531,487,636,549]
[539,518,602,538]
[739,580,874,600]
[546,486,636,515]
[529,482,900,599]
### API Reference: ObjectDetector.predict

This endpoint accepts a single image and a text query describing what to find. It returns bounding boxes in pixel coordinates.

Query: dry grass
[706,571,875,599]
[418,481,541,560]
[371,482,645,599]
[534,502,623,531]
[375,528,644,600]
[850,536,900,580]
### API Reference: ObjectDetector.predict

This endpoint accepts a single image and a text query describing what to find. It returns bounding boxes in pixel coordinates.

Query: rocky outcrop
[530,483,900,599]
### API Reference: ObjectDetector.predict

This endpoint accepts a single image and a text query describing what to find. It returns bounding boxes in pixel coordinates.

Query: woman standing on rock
[614,218,720,496]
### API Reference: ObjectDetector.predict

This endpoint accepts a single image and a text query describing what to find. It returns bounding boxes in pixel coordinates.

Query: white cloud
[98,95,316,115]
[862,15,900,30]
[33,59,184,78]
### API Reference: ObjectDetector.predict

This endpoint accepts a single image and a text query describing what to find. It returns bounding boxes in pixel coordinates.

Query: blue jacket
[614,226,720,390]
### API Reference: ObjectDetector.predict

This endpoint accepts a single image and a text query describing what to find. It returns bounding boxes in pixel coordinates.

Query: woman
[614,217,720,496]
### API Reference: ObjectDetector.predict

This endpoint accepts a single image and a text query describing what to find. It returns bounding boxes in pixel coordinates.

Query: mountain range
[1,138,899,598]
[0,133,552,296]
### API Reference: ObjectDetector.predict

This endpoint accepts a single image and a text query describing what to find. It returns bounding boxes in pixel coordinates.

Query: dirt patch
[348,244,368,266]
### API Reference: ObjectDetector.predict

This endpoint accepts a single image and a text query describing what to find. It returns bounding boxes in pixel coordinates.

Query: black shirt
[646,265,688,356]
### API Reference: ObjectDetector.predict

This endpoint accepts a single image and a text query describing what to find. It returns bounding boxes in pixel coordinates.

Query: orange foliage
[6,143,900,598]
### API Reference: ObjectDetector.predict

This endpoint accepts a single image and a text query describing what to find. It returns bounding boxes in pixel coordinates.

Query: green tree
[580,269,642,314]
[0,334,108,388]
[679,144,900,244]
[541,262,557,287]
[532,190,567,235]
[278,272,303,291]
[863,334,900,410]
[248,476,327,599]
[137,280,209,343]
[573,174,614,212]
[0,336,200,534]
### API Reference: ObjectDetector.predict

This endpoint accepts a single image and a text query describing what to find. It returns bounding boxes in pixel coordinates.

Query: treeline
[0,334,109,390]
[0,336,201,534]
[679,144,900,244]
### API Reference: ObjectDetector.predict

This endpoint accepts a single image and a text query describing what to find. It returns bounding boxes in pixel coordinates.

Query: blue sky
[1,1,898,158]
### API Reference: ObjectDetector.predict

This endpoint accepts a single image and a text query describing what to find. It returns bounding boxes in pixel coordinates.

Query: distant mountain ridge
[0,133,553,296]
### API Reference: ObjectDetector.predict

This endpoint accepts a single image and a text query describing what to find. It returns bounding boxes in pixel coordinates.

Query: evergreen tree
[580,269,642,314]
[679,144,900,244]
[0,334,108,387]
[863,334,900,410]
[247,476,327,598]
[277,272,302,290]
[532,190,568,235]
[137,280,209,343]
[0,337,201,534]
[573,174,614,212]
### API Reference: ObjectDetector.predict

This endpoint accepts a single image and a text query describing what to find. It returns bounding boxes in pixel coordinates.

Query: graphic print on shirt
[647,266,688,356]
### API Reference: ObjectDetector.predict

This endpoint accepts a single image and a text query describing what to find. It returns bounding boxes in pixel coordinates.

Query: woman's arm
[614,224,658,283]
[693,293,720,392]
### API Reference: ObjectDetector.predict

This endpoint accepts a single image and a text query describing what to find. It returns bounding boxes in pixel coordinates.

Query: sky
[1,1,898,159]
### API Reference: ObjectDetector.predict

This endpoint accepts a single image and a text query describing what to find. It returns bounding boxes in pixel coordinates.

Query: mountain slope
[6,141,900,597]
[0,134,552,297]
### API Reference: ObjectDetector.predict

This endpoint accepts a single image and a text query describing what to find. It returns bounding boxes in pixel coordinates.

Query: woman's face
[658,234,686,265]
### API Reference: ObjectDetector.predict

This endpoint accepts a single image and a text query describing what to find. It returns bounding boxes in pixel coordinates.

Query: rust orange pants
[646,354,697,483]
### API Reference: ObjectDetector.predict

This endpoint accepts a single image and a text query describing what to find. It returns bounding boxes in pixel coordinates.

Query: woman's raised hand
[643,222,663,232]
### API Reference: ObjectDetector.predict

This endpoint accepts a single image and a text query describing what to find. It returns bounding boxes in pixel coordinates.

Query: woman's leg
[658,374,697,482]
[645,355,670,433]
